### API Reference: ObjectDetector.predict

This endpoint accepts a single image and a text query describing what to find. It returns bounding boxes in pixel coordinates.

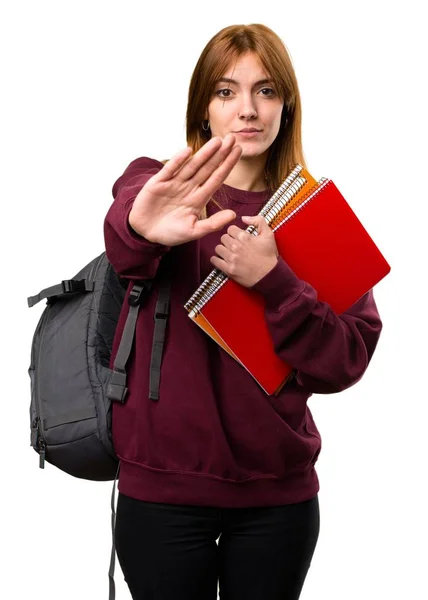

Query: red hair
[186,23,307,194]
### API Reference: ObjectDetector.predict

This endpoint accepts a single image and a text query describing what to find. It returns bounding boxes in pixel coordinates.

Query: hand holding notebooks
[184,165,391,395]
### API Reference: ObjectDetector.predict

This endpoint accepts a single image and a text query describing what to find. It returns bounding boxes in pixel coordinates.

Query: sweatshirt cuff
[250,256,306,310]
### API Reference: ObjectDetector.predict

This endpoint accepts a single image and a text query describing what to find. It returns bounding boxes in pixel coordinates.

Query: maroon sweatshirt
[104,157,383,508]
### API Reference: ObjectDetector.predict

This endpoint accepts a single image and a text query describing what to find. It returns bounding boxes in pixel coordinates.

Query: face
[206,52,284,160]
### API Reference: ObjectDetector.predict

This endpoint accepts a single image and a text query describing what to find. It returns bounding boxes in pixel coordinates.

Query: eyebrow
[216,77,273,87]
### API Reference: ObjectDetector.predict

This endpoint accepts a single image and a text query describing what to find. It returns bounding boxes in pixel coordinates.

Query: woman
[104,23,382,600]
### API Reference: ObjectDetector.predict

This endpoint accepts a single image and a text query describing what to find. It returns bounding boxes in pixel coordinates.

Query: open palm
[128,134,242,246]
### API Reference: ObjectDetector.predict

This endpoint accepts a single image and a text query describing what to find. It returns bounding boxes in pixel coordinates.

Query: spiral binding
[245,164,303,236]
[185,166,314,317]
[264,177,307,224]
[259,164,303,217]
[185,268,228,316]
[272,178,329,233]
[269,180,324,228]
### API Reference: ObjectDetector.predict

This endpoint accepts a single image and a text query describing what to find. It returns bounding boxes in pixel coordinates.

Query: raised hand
[128,134,242,246]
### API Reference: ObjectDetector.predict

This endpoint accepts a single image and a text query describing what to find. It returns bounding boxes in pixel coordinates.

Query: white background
[2,0,427,598]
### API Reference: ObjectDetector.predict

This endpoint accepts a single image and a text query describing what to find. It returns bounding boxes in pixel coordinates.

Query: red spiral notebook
[184,165,390,395]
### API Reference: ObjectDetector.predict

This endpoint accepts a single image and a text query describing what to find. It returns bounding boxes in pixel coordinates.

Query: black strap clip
[106,370,128,403]
[61,279,91,294]
[128,281,152,306]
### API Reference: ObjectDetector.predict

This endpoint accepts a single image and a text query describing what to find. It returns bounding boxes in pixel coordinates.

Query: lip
[236,128,261,133]
[235,130,261,138]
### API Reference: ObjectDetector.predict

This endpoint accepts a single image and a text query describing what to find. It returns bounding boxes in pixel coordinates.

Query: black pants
[115,492,320,600]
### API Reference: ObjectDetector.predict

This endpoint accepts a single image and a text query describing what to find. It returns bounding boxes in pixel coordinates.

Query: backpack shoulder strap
[106,280,153,403]
[149,273,172,401]
[107,260,173,404]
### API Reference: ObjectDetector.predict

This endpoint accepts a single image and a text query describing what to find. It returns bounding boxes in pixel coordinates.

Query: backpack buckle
[106,370,128,403]
[128,281,151,306]
[61,279,89,294]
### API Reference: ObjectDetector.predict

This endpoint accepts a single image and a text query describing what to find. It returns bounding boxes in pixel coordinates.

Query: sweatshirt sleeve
[251,257,383,394]
[103,157,171,280]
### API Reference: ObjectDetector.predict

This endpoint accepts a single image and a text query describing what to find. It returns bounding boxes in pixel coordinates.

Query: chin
[239,147,269,160]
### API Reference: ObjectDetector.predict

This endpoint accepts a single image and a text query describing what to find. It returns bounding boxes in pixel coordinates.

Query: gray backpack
[27,251,171,599]
[27,251,171,480]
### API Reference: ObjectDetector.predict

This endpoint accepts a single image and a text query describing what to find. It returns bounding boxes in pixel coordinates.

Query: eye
[259,88,276,97]
[215,88,234,98]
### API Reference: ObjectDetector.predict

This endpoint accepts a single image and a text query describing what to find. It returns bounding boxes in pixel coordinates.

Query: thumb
[242,214,269,232]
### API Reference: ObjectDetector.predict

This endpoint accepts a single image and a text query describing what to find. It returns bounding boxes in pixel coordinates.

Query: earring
[202,120,210,131]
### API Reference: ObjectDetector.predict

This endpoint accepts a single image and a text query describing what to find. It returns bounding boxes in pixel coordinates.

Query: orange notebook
[184,165,391,395]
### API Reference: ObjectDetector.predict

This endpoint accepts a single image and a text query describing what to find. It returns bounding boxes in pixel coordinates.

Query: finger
[220,233,234,249]
[242,215,269,230]
[189,209,236,240]
[155,146,194,182]
[219,234,245,252]
[196,144,243,202]
[241,215,270,237]
[220,230,245,249]
[174,136,225,181]
[184,134,237,185]
[157,136,229,182]
[213,244,230,261]
[210,255,228,273]
[226,225,245,239]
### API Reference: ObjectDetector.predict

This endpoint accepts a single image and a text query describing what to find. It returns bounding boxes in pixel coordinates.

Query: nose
[238,93,257,119]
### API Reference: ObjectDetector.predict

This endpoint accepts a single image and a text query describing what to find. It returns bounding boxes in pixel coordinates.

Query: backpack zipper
[32,417,46,468]
[38,437,46,468]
